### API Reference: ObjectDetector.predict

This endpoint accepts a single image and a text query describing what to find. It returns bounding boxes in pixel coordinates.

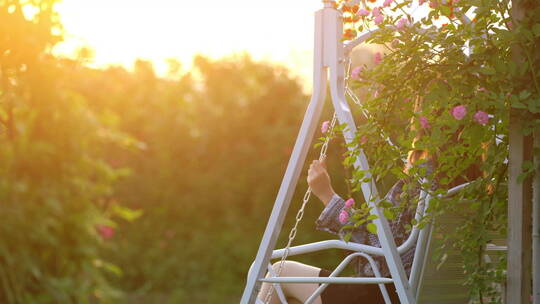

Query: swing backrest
[415,208,470,304]
[413,198,506,304]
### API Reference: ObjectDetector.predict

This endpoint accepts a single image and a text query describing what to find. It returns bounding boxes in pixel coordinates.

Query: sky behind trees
[54,0,322,88]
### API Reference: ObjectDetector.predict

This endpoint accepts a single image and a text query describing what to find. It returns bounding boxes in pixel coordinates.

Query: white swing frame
[240,2,490,303]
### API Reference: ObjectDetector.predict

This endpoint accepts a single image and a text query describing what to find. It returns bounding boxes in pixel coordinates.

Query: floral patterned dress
[315,179,418,277]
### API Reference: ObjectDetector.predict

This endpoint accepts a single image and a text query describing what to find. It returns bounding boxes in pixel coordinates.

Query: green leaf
[519,90,531,100]
[383,208,396,220]
[354,219,367,227]
[440,5,451,16]
[112,205,143,222]
[479,66,496,75]
[512,100,527,109]
[366,214,378,221]
[533,24,540,37]
[366,223,377,234]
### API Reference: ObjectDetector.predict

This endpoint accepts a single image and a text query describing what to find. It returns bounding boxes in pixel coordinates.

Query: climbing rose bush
[327,0,540,302]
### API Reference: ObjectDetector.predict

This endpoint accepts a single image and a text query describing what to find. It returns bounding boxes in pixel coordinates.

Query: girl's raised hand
[307,158,336,206]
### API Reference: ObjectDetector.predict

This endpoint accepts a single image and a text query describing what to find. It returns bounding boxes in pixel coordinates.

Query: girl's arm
[307,158,346,234]
[307,159,367,244]
[315,194,347,234]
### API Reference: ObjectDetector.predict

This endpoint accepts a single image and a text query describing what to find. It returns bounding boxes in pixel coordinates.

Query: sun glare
[54,0,322,87]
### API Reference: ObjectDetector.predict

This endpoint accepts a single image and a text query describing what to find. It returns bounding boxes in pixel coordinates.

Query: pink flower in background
[419,116,430,129]
[506,21,513,29]
[357,9,370,16]
[396,18,409,30]
[451,105,467,120]
[97,225,115,240]
[339,210,350,224]
[419,0,427,4]
[321,120,330,133]
[404,98,411,103]
[374,15,384,25]
[373,90,380,98]
[478,87,487,92]
[383,0,393,7]
[351,66,363,80]
[360,135,368,145]
[374,52,382,65]
[473,111,490,125]
[345,198,355,209]
[429,0,438,8]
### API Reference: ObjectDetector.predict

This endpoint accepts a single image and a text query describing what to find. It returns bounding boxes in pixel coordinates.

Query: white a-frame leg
[240,2,415,303]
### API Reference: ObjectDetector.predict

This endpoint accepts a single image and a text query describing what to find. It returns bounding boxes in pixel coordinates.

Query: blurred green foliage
[1,0,355,302]
[0,0,132,302]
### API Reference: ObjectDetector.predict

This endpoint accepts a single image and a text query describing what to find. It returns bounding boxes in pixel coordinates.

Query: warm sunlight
[2,0,531,302]
[54,0,322,85]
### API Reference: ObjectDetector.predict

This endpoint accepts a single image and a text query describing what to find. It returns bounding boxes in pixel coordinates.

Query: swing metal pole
[239,3,328,303]
[323,6,415,303]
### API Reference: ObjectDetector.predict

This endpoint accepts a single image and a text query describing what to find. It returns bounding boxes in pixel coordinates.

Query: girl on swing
[257,155,418,304]
[256,111,481,304]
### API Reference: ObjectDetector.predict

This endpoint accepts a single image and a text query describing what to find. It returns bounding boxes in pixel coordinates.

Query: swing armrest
[271,240,385,259]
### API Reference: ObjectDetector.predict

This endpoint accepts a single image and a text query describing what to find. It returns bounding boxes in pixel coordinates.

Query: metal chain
[263,55,365,304]
[263,113,338,304]
[343,58,401,152]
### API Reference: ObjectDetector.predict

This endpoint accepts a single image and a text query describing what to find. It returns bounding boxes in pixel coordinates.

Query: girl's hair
[405,95,432,169]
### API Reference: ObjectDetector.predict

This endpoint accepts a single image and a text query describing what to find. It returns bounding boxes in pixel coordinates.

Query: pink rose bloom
[97,225,115,240]
[383,0,393,7]
[429,0,438,8]
[396,18,409,30]
[451,105,467,120]
[372,7,382,18]
[419,0,427,4]
[374,15,384,25]
[473,111,490,125]
[374,52,382,65]
[339,209,350,224]
[345,198,355,209]
[419,116,430,129]
[478,87,487,92]
[351,66,363,80]
[321,120,330,133]
[357,9,370,16]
